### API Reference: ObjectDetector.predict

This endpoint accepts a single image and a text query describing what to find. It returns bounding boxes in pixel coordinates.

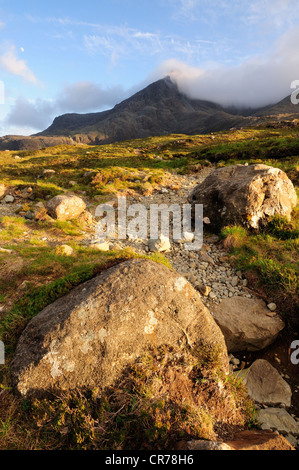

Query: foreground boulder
[45,194,86,221]
[188,164,297,231]
[11,259,228,398]
[210,296,285,352]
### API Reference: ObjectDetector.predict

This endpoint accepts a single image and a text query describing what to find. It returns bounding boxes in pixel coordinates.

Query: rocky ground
[82,168,299,449]
[1,165,299,449]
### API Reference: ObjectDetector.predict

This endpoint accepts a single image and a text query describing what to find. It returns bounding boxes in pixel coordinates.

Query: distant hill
[1,77,299,151]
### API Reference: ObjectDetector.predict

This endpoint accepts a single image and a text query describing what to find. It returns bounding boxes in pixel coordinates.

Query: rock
[224,430,295,451]
[45,195,86,221]
[239,359,292,407]
[24,211,34,220]
[148,234,171,252]
[187,440,232,451]
[0,247,13,254]
[210,296,285,352]
[0,184,6,198]
[198,285,212,297]
[267,303,277,312]
[199,251,214,264]
[11,259,229,398]
[55,245,74,257]
[90,241,110,252]
[184,430,295,451]
[285,434,297,448]
[181,231,195,243]
[206,234,220,244]
[4,195,14,203]
[257,408,299,436]
[231,276,239,287]
[42,169,56,177]
[188,164,297,231]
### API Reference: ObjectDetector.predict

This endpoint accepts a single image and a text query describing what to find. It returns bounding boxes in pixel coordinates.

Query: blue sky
[0,0,298,136]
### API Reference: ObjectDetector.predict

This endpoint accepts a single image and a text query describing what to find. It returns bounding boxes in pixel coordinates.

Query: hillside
[1,77,299,151]
[0,126,298,450]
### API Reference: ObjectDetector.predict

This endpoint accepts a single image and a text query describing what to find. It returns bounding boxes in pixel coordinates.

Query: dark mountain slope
[38,77,253,143]
[0,77,299,151]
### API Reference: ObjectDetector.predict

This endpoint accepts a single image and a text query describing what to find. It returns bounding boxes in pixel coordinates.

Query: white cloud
[4,80,127,133]
[152,27,299,108]
[5,96,55,130]
[83,27,217,67]
[170,0,299,29]
[0,42,38,84]
[56,81,126,113]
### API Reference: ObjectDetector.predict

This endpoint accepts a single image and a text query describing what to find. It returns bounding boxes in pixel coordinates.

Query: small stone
[43,169,56,176]
[182,231,195,242]
[24,211,34,220]
[148,235,171,253]
[91,241,110,252]
[199,252,214,264]
[0,247,13,254]
[4,195,14,203]
[199,285,212,297]
[232,357,240,366]
[266,311,277,318]
[267,303,277,312]
[231,276,239,287]
[56,245,74,256]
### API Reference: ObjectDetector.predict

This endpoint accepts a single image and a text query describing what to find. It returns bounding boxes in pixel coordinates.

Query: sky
[0,0,299,136]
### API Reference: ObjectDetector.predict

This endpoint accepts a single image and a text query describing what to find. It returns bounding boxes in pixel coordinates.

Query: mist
[152,28,299,109]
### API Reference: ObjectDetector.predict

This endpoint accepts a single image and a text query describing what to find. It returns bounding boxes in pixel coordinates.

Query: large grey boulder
[210,296,285,352]
[238,359,292,407]
[45,194,86,221]
[11,259,229,398]
[188,164,297,231]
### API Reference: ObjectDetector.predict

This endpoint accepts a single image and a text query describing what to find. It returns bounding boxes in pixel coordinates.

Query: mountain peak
[1,78,299,151]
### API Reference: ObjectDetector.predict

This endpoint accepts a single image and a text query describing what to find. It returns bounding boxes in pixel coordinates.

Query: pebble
[4,195,14,203]
[267,303,277,312]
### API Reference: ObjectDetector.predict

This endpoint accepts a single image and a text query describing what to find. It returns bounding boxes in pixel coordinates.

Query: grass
[219,212,299,324]
[0,125,298,449]
[0,345,255,450]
